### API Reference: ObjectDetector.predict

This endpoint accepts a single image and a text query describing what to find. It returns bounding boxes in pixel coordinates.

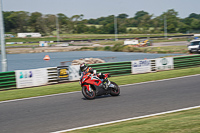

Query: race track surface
[0,75,200,133]
[153,41,189,46]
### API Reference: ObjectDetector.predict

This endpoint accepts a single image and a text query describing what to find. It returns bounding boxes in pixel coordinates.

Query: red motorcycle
[80,73,120,100]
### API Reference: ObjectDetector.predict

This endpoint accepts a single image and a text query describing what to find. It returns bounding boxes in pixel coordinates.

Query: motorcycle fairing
[92,84,108,96]
[83,84,91,92]
[82,75,102,92]
[81,74,112,95]
[84,76,102,86]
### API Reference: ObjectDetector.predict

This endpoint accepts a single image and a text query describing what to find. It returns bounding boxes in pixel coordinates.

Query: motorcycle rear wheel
[82,86,96,100]
[110,81,120,96]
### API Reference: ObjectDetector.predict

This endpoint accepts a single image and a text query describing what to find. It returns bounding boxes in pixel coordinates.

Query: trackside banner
[57,66,69,81]
[68,65,81,81]
[57,65,81,81]
[131,59,152,74]
[15,68,48,88]
[156,57,174,71]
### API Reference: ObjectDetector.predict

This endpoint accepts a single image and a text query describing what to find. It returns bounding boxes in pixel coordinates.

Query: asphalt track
[153,41,189,47]
[0,75,200,133]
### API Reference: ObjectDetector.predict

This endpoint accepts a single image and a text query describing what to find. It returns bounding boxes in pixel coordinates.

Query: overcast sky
[2,0,200,19]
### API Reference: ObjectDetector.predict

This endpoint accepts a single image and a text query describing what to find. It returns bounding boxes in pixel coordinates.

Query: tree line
[3,9,200,35]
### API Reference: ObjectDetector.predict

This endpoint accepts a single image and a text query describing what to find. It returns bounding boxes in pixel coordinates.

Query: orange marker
[43,55,50,60]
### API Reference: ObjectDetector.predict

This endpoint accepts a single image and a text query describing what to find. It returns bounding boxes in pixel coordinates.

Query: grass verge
[0,67,200,102]
[67,107,200,133]
[6,33,186,42]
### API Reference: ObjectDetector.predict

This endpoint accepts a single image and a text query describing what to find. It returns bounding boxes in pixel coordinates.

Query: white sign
[17,33,41,37]
[68,65,81,81]
[124,39,139,45]
[156,57,174,71]
[131,59,151,74]
[39,41,48,47]
[15,68,48,88]
[194,34,200,37]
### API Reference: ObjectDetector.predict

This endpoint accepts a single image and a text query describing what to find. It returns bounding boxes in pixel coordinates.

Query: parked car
[188,39,200,53]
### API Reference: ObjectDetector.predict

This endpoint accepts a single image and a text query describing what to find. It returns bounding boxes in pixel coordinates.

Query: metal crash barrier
[174,54,200,69]
[0,71,16,90]
[88,61,131,76]
[0,54,200,90]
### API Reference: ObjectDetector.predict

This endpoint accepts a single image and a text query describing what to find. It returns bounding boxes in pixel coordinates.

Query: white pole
[0,0,7,72]
[114,15,118,41]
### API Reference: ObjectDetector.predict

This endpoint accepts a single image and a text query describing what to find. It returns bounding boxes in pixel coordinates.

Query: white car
[188,39,200,53]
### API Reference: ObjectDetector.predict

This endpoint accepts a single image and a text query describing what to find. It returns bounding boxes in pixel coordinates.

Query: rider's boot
[103,78,110,90]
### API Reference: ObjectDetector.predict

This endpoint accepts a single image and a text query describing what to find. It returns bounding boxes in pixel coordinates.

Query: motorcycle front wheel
[109,81,120,96]
[82,86,96,100]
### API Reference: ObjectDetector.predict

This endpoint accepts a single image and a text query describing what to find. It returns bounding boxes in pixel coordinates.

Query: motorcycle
[80,73,120,100]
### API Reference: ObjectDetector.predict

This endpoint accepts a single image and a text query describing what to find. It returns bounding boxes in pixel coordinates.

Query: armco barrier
[0,71,16,90]
[47,67,58,84]
[174,54,200,69]
[88,61,131,76]
[1,54,200,91]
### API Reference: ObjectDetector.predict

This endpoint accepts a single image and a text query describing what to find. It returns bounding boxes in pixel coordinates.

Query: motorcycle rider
[80,63,110,89]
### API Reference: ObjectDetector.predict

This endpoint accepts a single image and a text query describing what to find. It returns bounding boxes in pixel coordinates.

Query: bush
[104,46,111,51]
[80,47,93,50]
[112,43,124,51]
[93,47,103,51]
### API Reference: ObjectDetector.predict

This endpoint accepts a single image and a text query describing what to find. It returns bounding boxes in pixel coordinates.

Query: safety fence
[88,61,131,76]
[0,54,200,90]
[47,67,58,84]
[0,71,16,90]
[174,54,200,69]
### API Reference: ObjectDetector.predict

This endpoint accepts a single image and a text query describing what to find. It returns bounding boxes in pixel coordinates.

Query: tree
[137,14,153,33]
[71,14,84,23]
[134,10,149,20]
[57,13,72,34]
[181,17,193,25]
[74,23,89,33]
[151,17,162,33]
[191,18,200,30]
[88,26,97,33]
[3,11,15,32]
[44,14,56,34]
[117,13,128,19]
[57,13,69,25]
[160,9,179,33]
[5,11,30,32]
[188,13,200,19]
[29,12,43,32]
[100,23,114,34]
[87,19,96,24]
[178,21,190,33]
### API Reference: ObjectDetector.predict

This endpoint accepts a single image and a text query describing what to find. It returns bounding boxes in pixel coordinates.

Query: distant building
[17,33,41,38]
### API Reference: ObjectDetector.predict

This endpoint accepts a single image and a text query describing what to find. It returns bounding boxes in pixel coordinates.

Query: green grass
[127,27,161,31]
[81,42,188,54]
[67,107,200,133]
[6,37,57,42]
[5,33,187,43]
[0,67,200,102]
[140,45,188,54]
[6,43,39,47]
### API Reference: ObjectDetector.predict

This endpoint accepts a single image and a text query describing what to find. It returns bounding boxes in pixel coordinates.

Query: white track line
[51,105,200,133]
[1,74,200,104]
